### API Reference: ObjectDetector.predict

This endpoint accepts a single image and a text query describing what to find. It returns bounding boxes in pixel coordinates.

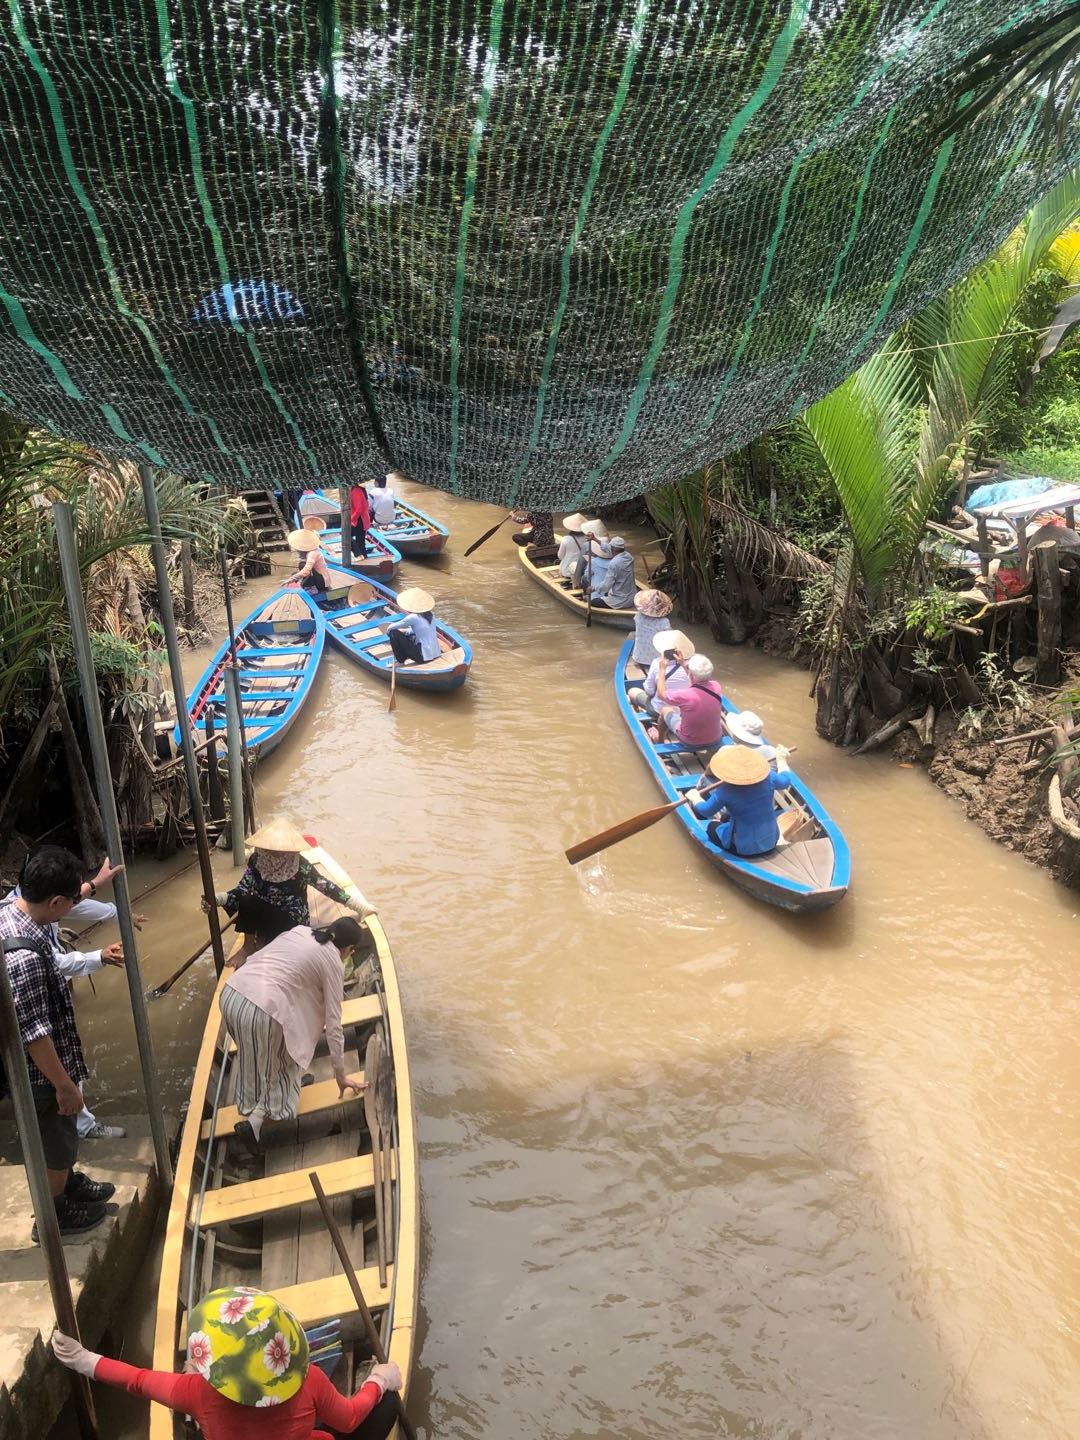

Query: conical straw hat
[288,528,320,553]
[396,586,435,614]
[708,746,770,786]
[302,514,326,532]
[247,816,310,852]
[561,512,587,532]
[652,629,695,658]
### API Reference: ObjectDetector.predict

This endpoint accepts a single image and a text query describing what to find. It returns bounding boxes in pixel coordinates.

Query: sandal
[647,726,661,742]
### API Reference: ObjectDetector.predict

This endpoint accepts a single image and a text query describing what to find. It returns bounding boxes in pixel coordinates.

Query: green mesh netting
[0,2,1076,508]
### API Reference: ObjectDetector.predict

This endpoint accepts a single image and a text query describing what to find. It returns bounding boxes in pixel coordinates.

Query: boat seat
[225,994,382,1056]
[248,618,317,638]
[235,645,314,659]
[202,1077,364,1140]
[273,1268,393,1326]
[236,667,307,679]
[194,1151,395,1228]
[200,691,294,707]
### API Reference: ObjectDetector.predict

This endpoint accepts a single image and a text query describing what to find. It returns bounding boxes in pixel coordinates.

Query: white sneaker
[82,1121,127,1140]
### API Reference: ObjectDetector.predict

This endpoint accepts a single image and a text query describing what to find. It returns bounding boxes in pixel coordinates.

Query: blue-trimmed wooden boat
[312,562,472,690]
[177,588,325,757]
[615,638,849,911]
[296,487,448,558]
[518,539,639,628]
[295,500,402,579]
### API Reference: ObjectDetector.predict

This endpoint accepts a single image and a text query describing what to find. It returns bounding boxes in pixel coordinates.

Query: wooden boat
[151,843,417,1440]
[312,562,471,691]
[297,486,448,557]
[517,539,640,628]
[299,515,402,580]
[178,589,325,757]
[615,637,850,911]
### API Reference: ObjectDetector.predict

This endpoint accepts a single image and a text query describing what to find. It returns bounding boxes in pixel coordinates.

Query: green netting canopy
[0,2,1076,507]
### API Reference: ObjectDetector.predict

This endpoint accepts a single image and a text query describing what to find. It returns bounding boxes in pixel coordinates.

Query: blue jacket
[693,770,790,857]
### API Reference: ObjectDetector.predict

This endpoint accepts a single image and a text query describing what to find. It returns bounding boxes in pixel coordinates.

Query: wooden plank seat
[195,1152,394,1228]
[258,1266,395,1328]
[202,1077,365,1140]
[226,994,382,1055]
[235,645,316,659]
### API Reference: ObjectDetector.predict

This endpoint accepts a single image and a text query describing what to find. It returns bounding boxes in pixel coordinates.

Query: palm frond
[708,495,827,580]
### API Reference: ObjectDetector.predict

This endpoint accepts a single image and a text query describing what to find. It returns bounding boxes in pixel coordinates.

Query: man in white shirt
[367,474,397,527]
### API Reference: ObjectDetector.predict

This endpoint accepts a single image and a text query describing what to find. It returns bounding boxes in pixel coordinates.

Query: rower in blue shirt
[687,742,793,856]
[385,586,442,664]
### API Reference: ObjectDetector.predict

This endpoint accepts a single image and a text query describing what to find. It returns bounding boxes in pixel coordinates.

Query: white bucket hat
[652,629,695,658]
[608,535,626,549]
[727,710,766,746]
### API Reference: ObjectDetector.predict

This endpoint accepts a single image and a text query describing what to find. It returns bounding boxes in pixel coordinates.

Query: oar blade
[565,801,678,866]
[464,513,511,557]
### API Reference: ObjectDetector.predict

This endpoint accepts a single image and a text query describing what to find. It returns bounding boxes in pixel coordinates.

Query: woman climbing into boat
[652,648,726,750]
[384,587,441,665]
[686,744,793,856]
[283,530,331,595]
[219,916,368,1155]
[52,1285,403,1438]
[203,818,374,958]
[630,588,673,665]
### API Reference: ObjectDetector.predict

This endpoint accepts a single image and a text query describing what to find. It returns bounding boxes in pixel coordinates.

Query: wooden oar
[308,1171,419,1440]
[374,1053,396,1266]
[148,917,236,998]
[464,511,514,557]
[585,547,593,629]
[565,781,726,866]
[388,661,398,712]
[364,1031,388,1285]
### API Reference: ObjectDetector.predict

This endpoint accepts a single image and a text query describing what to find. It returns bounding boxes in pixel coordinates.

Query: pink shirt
[224,926,345,1072]
[663,680,725,745]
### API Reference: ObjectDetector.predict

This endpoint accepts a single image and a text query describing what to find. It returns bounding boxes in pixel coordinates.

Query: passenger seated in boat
[687,744,793,856]
[511,509,556,557]
[284,528,331,594]
[384,587,441,665]
[204,817,373,958]
[630,588,674,664]
[628,628,694,715]
[557,512,589,583]
[220,916,368,1155]
[590,535,636,610]
[367,473,397,527]
[651,650,726,750]
[725,708,777,763]
[53,1284,404,1439]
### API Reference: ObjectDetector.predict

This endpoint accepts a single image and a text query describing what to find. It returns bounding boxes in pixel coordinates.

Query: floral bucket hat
[186,1286,310,1406]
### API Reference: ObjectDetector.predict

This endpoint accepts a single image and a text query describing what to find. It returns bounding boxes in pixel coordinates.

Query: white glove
[347,893,377,919]
[774,744,791,761]
[51,1332,100,1378]
[686,788,703,808]
[366,1359,402,1394]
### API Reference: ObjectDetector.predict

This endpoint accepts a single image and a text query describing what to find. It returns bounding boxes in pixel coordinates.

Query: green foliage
[902,587,966,642]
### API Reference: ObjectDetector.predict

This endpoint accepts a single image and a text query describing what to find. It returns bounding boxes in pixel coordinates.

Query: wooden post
[1066,505,1076,531]
[1014,516,1029,576]
[204,711,225,821]
[180,539,196,631]
[976,516,991,578]
[1034,542,1062,687]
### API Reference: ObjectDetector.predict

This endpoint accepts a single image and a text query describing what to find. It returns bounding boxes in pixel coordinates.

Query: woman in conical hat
[384,587,441,665]
[630,588,674,666]
[53,1284,403,1438]
[203,816,375,958]
[283,528,331,595]
[686,740,794,857]
[557,513,589,582]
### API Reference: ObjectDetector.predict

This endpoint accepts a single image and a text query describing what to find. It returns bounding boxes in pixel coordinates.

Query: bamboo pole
[53,502,173,1190]
[138,466,225,976]
[218,544,252,855]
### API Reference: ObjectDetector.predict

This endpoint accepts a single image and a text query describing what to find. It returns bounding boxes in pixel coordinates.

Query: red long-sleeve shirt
[350,485,371,528]
[94,1356,382,1439]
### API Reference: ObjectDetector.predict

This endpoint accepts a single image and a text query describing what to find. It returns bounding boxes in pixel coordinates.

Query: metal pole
[52,503,174,1192]
[137,466,226,976]
[0,948,99,1438]
[218,544,250,860]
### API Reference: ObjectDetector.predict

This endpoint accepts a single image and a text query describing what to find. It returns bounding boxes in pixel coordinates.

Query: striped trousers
[219,985,302,1133]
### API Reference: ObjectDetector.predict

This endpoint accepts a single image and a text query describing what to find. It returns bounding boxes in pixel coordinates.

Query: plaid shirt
[0,901,88,1088]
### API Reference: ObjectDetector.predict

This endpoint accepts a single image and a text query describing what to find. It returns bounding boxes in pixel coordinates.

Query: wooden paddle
[464,511,514,557]
[565,781,727,866]
[148,917,236,998]
[364,1031,388,1285]
[388,661,398,712]
[374,1052,396,1270]
[308,1171,419,1440]
[585,546,593,629]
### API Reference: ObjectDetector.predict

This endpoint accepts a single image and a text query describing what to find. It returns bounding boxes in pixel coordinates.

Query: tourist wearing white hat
[204,816,374,958]
[384,587,441,664]
[726,709,777,763]
[575,517,612,591]
[653,648,726,749]
[283,528,331,594]
[628,629,695,715]
[591,536,636,609]
[557,513,589,581]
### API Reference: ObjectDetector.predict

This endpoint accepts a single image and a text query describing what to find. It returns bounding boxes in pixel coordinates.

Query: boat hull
[297,487,447,558]
[614,637,850,911]
[518,543,638,628]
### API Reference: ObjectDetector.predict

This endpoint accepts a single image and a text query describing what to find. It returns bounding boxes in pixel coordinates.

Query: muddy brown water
[55,483,1078,1438]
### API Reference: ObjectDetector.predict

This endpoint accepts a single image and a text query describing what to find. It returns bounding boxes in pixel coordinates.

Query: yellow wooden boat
[150,843,417,1438]
[517,539,640,629]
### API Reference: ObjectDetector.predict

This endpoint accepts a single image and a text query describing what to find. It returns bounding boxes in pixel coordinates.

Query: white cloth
[223,925,345,1072]
[386,611,441,662]
[368,486,396,525]
[66,896,117,927]
[557,533,586,579]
